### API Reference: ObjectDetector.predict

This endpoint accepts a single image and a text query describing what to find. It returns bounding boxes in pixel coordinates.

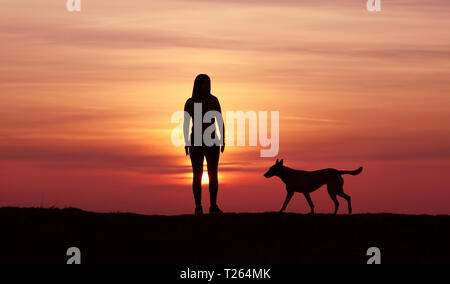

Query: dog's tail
[339,167,363,176]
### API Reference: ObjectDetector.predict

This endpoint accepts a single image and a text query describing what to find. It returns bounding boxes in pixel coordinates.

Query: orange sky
[1,0,450,214]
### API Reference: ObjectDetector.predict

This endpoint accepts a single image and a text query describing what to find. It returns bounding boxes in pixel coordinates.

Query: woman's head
[192,74,211,100]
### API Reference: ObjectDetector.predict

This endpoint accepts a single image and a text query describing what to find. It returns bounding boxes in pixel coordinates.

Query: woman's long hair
[192,74,211,101]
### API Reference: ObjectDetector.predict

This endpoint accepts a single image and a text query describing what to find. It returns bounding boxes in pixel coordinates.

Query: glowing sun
[201,161,209,184]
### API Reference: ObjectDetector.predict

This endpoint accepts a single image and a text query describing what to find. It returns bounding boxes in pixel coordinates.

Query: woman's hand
[185,146,190,156]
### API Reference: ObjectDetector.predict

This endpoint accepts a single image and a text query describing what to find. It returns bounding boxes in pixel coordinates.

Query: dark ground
[0,207,449,264]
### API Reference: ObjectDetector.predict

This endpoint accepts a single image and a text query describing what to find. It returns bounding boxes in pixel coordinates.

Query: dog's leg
[331,194,339,215]
[280,191,294,212]
[337,192,352,214]
[303,193,315,215]
[327,185,341,215]
[327,191,339,215]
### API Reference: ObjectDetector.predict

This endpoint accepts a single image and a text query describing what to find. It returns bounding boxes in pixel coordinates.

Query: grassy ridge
[0,207,449,264]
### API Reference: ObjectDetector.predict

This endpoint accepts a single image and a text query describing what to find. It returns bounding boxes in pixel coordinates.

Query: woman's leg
[205,147,220,207]
[190,147,204,209]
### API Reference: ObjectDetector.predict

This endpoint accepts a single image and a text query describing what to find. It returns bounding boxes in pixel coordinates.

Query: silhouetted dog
[264,159,363,214]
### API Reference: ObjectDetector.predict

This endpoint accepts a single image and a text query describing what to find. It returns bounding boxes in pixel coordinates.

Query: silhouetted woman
[184,74,225,215]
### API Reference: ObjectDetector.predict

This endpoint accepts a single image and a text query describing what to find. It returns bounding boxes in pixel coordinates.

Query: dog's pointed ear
[276,159,279,164]
[280,159,284,166]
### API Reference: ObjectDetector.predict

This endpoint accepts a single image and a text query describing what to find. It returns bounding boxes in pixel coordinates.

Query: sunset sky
[1,0,449,215]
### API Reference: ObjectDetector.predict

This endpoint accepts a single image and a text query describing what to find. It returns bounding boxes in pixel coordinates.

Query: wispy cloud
[0,141,182,174]
[284,116,342,124]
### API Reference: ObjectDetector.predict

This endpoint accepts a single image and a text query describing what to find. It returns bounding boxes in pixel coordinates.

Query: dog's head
[264,159,284,178]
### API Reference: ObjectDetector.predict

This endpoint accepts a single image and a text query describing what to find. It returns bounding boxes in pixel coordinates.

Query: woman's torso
[186,95,220,147]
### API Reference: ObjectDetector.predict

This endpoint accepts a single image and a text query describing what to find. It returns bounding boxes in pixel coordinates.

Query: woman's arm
[216,99,225,153]
[183,100,192,156]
